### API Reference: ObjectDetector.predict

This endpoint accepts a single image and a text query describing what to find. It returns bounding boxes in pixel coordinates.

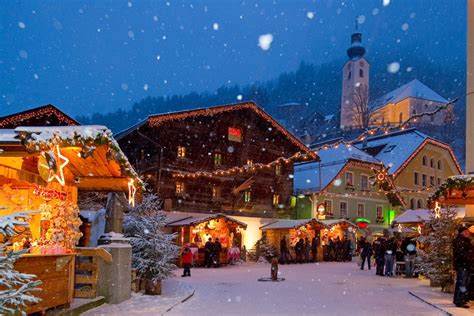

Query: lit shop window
[213,153,222,166]
[175,182,185,195]
[244,191,251,203]
[273,194,281,205]
[212,186,221,199]
[275,164,282,175]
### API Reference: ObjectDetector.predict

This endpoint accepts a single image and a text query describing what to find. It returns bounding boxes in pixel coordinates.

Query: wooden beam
[75,176,129,191]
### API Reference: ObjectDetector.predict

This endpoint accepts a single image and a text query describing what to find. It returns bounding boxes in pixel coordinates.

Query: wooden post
[467,0,474,218]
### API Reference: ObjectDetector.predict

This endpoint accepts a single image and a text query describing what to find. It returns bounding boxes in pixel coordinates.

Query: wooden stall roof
[431,175,474,206]
[393,208,465,224]
[166,213,247,229]
[0,126,141,191]
[321,219,358,228]
[260,218,326,231]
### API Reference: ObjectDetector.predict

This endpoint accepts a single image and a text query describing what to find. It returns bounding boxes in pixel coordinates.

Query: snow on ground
[82,278,194,315]
[84,262,470,316]
[169,262,442,316]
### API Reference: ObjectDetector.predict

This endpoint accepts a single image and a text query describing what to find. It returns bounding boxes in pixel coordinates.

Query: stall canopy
[393,208,465,224]
[0,126,141,191]
[260,218,325,231]
[166,213,247,229]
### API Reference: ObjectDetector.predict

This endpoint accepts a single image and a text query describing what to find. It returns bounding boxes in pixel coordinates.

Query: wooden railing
[74,247,113,298]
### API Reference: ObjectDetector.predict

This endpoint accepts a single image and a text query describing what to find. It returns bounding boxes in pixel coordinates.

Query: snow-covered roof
[321,218,358,228]
[354,129,428,176]
[294,143,381,193]
[260,219,324,230]
[370,79,448,110]
[166,213,247,228]
[15,125,109,143]
[0,129,19,144]
[393,207,465,224]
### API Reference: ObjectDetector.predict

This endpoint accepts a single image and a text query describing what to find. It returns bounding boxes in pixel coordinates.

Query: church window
[359,69,364,78]
[347,71,351,80]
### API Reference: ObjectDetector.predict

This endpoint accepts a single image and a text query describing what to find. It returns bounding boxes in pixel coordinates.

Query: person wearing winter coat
[342,238,351,262]
[374,237,386,276]
[204,237,213,268]
[304,237,311,263]
[213,238,222,268]
[311,236,318,262]
[181,247,193,277]
[401,237,417,278]
[452,227,473,308]
[280,236,289,264]
[360,240,373,270]
[295,239,304,264]
[384,237,396,276]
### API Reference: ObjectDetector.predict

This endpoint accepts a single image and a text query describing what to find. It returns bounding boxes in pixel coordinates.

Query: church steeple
[346,20,366,60]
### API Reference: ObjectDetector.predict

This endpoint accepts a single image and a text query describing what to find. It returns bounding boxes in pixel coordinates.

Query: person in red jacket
[181,247,193,277]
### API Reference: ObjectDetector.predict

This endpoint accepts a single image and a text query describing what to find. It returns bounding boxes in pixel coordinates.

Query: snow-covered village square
[1,0,474,315]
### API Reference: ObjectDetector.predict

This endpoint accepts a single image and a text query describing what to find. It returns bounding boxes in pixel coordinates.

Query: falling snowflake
[128,1,132,7]
[406,67,413,72]
[258,33,273,51]
[156,55,161,61]
[213,23,219,31]
[357,15,366,24]
[33,73,39,79]
[306,12,315,19]
[333,179,342,187]
[387,62,400,74]
[153,16,158,21]
[401,23,409,31]
[18,21,26,29]
[383,0,390,6]
[128,31,135,38]
[121,83,129,91]
[19,50,28,59]
[372,8,379,15]
[143,84,149,91]
[236,94,243,101]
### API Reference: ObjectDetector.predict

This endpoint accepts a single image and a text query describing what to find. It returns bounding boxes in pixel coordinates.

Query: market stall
[166,213,247,266]
[0,126,140,314]
[320,219,358,261]
[392,208,465,235]
[260,218,326,261]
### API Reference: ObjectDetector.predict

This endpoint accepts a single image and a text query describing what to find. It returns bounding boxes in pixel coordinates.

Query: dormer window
[177,146,186,159]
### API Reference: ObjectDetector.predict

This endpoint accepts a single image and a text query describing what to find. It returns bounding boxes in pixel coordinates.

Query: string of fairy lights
[170,93,469,203]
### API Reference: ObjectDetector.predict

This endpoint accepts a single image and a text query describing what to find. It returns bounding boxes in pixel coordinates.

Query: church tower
[340,31,369,129]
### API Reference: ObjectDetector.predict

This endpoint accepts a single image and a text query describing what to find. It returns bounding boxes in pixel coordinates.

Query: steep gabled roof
[294,142,382,193]
[370,79,448,111]
[116,101,312,154]
[354,128,462,177]
[0,104,79,128]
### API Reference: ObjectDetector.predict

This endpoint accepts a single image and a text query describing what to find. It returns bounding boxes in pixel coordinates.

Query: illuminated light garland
[0,105,79,128]
[433,201,441,219]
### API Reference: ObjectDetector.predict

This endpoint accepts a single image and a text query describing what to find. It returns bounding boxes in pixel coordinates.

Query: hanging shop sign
[33,184,67,201]
[355,217,370,229]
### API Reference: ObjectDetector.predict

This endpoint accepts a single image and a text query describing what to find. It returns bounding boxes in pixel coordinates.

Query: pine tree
[123,194,179,283]
[0,212,41,315]
[416,206,459,292]
[255,234,278,263]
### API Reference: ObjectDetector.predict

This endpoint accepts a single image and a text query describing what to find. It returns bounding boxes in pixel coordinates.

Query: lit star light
[38,145,69,186]
[128,179,137,207]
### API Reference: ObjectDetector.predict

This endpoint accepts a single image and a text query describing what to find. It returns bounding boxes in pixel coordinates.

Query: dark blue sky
[0,0,466,117]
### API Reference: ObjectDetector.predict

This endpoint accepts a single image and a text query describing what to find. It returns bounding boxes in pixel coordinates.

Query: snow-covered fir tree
[123,194,179,282]
[416,205,459,291]
[255,234,278,262]
[0,212,41,315]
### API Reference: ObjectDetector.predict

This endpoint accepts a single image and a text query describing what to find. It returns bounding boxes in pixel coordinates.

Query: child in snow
[181,247,193,277]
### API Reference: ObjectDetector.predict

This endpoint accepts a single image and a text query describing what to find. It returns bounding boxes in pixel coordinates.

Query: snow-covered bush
[254,234,277,263]
[123,194,179,282]
[416,206,459,292]
[0,213,41,315]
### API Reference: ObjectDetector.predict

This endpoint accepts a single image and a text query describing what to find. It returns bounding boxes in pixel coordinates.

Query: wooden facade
[117,102,317,218]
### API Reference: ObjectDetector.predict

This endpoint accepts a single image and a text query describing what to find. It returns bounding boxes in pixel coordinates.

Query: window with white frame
[357,203,365,217]
[361,174,369,190]
[340,201,348,218]
[345,172,354,187]
[376,205,383,219]
[325,200,333,215]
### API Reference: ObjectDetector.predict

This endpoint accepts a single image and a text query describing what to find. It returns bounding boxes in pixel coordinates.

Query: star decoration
[38,145,69,186]
[128,178,137,207]
[434,201,441,219]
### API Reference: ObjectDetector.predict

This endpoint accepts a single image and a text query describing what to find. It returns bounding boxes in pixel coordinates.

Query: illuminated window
[228,127,242,142]
[361,174,369,190]
[212,186,221,199]
[345,172,354,186]
[243,191,251,203]
[213,153,222,166]
[246,159,253,166]
[177,146,186,159]
[376,205,383,219]
[275,164,282,175]
[175,182,185,195]
[357,203,365,218]
[272,194,281,205]
[325,200,333,215]
[340,202,348,218]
